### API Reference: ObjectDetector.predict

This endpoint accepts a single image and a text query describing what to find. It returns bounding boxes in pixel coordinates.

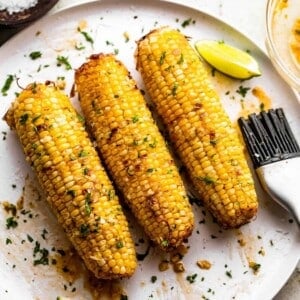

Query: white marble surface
[1,0,299,298]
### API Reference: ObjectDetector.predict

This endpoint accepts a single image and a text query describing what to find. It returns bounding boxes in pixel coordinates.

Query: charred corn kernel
[75,53,194,250]
[173,261,185,273]
[4,83,137,279]
[159,260,169,271]
[136,27,258,229]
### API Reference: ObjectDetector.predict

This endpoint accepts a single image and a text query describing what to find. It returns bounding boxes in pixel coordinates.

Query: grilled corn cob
[4,83,137,279]
[75,54,194,250]
[136,27,258,228]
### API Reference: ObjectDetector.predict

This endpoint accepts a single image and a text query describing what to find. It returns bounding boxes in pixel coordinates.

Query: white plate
[0,1,299,299]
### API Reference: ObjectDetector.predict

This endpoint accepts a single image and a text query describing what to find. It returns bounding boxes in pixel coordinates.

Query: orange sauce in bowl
[290,18,300,67]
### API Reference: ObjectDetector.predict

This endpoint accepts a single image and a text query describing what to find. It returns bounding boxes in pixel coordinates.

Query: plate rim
[0,1,299,299]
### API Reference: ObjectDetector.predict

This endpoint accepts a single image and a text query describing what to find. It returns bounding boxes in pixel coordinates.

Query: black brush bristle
[238,108,300,168]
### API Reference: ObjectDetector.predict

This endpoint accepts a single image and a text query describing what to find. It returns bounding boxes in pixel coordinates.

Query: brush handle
[256,157,300,228]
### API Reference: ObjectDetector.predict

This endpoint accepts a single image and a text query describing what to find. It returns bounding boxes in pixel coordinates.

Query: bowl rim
[265,0,300,90]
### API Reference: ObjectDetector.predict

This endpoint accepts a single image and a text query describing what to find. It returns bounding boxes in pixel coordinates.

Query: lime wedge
[195,40,261,79]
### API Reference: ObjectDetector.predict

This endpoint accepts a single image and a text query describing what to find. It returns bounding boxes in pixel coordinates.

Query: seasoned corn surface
[4,83,137,279]
[75,54,194,250]
[136,27,258,228]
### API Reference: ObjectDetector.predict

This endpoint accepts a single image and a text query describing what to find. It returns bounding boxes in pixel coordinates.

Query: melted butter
[52,247,84,284]
[53,247,126,299]
[289,18,300,67]
[78,19,88,31]
[275,0,288,12]
[83,274,126,300]
[237,86,272,119]
[251,86,272,111]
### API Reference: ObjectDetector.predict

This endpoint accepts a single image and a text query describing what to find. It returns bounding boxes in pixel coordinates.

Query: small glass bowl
[266,0,300,91]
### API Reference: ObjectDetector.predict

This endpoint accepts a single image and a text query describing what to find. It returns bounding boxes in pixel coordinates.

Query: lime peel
[195,40,261,79]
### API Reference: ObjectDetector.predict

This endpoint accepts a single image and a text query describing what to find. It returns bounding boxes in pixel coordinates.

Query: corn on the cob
[4,83,137,279]
[136,27,258,228]
[75,54,194,250]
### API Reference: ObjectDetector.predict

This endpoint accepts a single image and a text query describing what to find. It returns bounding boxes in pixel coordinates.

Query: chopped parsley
[132,115,139,123]
[249,262,261,273]
[75,42,85,50]
[79,224,90,237]
[116,240,124,249]
[77,113,85,123]
[83,167,90,175]
[1,74,14,96]
[2,131,7,141]
[186,273,197,283]
[27,234,34,243]
[149,139,157,148]
[6,238,12,245]
[19,113,29,125]
[197,176,215,185]
[171,82,178,96]
[181,18,195,28]
[41,229,48,240]
[84,193,92,215]
[177,53,184,64]
[29,51,42,60]
[225,270,232,278]
[108,189,115,200]
[6,217,18,229]
[159,51,166,65]
[32,115,41,123]
[33,241,49,266]
[78,150,89,157]
[161,240,169,248]
[151,275,157,283]
[67,190,76,198]
[77,27,94,45]
[236,85,251,97]
[260,103,265,111]
[56,55,72,70]
[210,139,217,146]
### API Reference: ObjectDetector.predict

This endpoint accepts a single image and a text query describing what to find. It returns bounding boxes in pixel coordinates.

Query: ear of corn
[136,27,258,229]
[4,83,137,279]
[75,54,194,250]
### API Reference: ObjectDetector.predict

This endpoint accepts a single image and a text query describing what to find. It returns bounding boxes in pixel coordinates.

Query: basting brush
[238,108,300,226]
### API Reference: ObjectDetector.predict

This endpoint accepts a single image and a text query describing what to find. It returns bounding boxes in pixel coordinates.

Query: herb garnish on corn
[4,82,137,279]
[136,27,258,228]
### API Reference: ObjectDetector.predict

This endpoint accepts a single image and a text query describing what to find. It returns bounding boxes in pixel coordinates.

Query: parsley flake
[84,193,92,215]
[6,217,18,229]
[79,224,90,237]
[226,270,232,278]
[186,273,197,283]
[159,51,166,65]
[77,27,94,45]
[132,115,139,123]
[56,56,72,70]
[236,85,251,97]
[1,74,14,96]
[29,51,42,60]
[116,240,124,249]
